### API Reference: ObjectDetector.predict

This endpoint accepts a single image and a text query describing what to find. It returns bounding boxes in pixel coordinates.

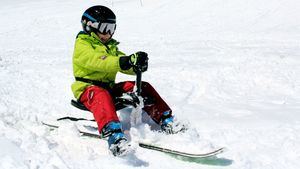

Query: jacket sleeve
[73,38,121,73]
[120,67,135,75]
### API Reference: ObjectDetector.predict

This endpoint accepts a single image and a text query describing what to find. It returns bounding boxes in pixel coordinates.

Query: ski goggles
[86,21,116,35]
[98,23,116,35]
[83,13,116,35]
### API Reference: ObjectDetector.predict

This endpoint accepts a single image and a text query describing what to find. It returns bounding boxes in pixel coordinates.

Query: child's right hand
[119,52,149,72]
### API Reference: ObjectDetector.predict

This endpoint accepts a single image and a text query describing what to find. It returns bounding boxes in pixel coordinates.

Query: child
[71,5,185,156]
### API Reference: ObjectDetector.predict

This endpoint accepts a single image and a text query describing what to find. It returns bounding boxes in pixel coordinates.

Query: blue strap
[83,12,97,22]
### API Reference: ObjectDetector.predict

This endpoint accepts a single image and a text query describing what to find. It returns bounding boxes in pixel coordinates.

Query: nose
[103,33,111,38]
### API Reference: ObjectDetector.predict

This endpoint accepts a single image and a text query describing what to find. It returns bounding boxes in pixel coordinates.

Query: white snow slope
[1,0,300,168]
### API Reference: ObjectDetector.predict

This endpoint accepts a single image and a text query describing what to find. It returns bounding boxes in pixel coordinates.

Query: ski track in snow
[0,0,300,168]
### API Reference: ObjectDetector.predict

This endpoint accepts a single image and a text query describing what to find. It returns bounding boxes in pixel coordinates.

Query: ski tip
[215,147,228,154]
[221,147,228,153]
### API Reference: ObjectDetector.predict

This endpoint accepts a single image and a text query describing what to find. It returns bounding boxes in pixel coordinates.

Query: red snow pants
[79,81,172,133]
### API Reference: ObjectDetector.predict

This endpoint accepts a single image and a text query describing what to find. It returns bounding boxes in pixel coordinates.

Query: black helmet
[81,5,116,35]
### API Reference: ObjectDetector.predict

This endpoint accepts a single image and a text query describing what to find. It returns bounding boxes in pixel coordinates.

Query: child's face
[96,32,112,44]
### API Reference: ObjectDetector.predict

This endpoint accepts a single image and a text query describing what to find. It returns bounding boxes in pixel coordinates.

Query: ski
[57,116,95,122]
[139,142,225,158]
[42,121,101,139]
[42,120,226,158]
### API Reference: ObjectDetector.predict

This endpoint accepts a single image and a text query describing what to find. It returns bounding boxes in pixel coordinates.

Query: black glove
[119,51,149,72]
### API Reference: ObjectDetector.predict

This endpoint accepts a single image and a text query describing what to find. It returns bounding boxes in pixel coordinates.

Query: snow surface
[1,0,300,168]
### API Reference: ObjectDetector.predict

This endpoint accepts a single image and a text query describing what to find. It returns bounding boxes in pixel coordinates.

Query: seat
[71,99,89,111]
[70,95,154,112]
[70,99,127,111]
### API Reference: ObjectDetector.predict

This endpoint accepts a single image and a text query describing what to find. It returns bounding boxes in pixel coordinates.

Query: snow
[0,0,300,168]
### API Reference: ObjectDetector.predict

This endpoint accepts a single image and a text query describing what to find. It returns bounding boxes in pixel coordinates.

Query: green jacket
[71,32,134,99]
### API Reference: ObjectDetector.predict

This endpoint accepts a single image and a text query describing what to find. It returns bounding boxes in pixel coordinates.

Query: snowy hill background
[0,0,300,168]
